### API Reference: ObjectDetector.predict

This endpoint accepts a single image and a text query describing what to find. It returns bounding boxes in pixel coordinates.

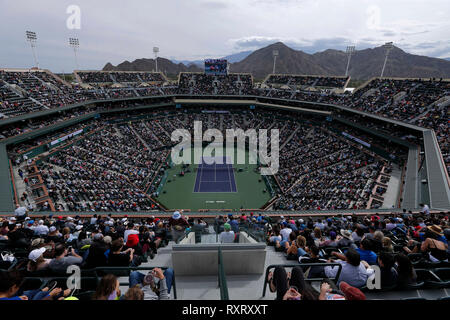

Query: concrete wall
[172,243,266,276]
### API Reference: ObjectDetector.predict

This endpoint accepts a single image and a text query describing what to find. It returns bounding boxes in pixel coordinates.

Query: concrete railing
[172,243,267,276]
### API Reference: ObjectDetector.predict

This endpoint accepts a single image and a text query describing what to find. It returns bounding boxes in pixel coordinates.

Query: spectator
[325,248,375,288]
[27,247,50,272]
[128,268,174,300]
[93,274,121,300]
[108,238,134,267]
[395,253,417,287]
[48,244,83,273]
[219,223,235,243]
[377,252,398,288]
[357,239,378,265]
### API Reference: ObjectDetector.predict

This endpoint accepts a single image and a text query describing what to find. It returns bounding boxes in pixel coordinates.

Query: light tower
[153,47,160,72]
[69,38,80,70]
[26,31,39,69]
[345,45,355,77]
[380,42,394,78]
[272,50,279,74]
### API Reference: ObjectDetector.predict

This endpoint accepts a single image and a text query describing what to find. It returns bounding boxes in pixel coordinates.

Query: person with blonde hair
[382,237,394,253]
[123,285,144,300]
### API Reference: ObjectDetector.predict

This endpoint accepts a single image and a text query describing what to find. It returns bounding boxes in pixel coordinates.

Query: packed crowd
[264,210,449,299]
[76,71,165,84]
[265,75,349,89]
[0,212,191,300]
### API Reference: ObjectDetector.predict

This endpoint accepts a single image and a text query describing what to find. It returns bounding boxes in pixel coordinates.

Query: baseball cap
[172,211,181,220]
[49,226,56,232]
[339,282,366,300]
[76,225,83,230]
[298,219,304,224]
[28,247,46,262]
[224,223,231,231]
[126,234,139,247]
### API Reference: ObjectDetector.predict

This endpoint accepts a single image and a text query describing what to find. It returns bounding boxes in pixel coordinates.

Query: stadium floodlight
[26,31,39,69]
[345,46,356,77]
[153,47,160,72]
[380,42,394,78]
[272,50,279,74]
[69,38,80,70]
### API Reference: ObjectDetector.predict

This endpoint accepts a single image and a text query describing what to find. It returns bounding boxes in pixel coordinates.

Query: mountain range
[103,42,450,80]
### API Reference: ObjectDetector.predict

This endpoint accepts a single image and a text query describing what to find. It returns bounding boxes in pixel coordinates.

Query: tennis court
[194,156,237,193]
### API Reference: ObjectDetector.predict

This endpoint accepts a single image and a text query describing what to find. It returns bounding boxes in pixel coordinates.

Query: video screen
[204,59,228,75]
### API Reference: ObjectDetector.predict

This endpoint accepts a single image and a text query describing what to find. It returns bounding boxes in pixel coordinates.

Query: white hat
[25,217,30,221]
[122,218,128,222]
[67,217,73,221]
[9,217,16,221]
[298,219,304,223]
[49,226,57,232]
[172,211,181,220]
[38,220,44,225]
[76,225,83,230]
[280,216,285,219]
[28,247,46,262]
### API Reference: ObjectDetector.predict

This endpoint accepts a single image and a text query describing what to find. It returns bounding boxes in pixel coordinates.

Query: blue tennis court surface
[194,156,237,193]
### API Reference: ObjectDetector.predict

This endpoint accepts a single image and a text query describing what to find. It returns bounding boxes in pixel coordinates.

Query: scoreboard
[205,59,228,76]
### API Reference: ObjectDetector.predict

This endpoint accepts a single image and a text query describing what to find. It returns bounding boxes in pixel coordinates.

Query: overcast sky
[0,0,449,72]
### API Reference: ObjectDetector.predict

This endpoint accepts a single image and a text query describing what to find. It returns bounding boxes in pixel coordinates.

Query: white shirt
[280,228,292,241]
[14,207,27,217]
[219,231,235,243]
[421,205,430,215]
[124,229,139,243]
[34,224,49,236]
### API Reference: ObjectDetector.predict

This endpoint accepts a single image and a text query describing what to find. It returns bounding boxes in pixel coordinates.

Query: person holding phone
[128,267,174,300]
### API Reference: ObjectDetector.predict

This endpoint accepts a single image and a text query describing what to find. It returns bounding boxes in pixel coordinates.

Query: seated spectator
[382,237,394,253]
[319,231,338,247]
[395,253,417,287]
[0,270,70,300]
[27,247,50,272]
[299,245,327,278]
[48,244,83,273]
[357,239,378,265]
[123,285,144,300]
[338,282,366,300]
[124,223,139,243]
[318,282,346,300]
[169,211,190,243]
[108,238,135,267]
[377,252,398,288]
[338,229,354,248]
[267,266,319,300]
[33,220,49,236]
[267,226,282,245]
[219,223,235,243]
[128,268,174,300]
[93,274,121,300]
[85,233,109,268]
[325,248,375,288]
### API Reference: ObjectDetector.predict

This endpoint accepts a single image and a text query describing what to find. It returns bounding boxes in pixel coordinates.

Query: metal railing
[218,247,229,300]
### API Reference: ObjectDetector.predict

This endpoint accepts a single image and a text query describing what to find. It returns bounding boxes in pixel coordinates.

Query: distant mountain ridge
[103,42,450,80]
